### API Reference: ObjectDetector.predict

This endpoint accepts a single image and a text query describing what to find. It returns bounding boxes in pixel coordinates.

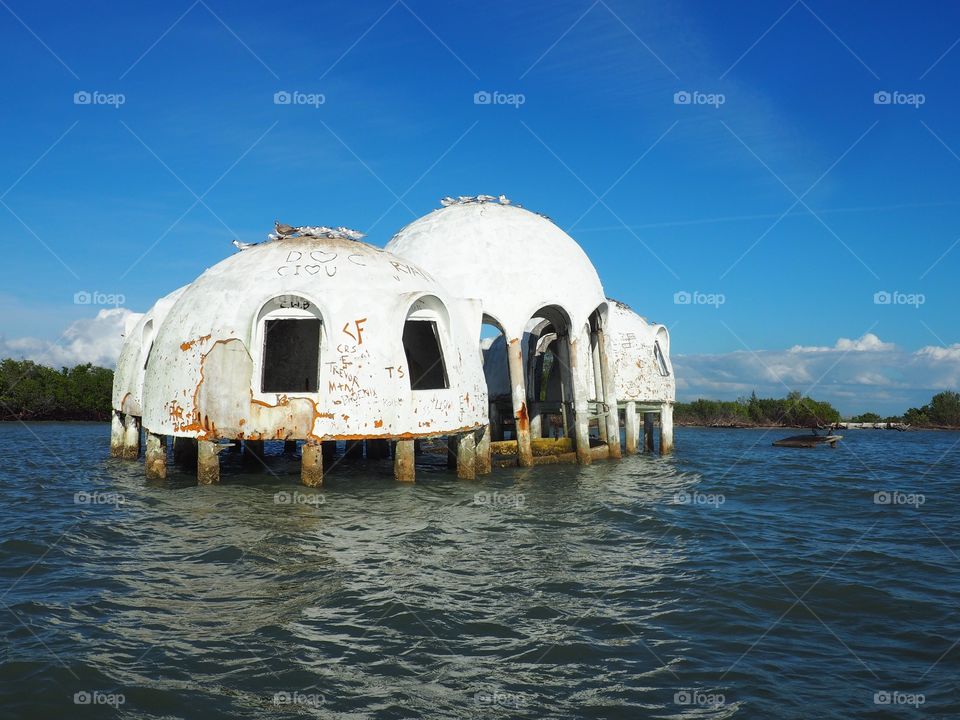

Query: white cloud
[0,308,142,369]
[675,333,960,415]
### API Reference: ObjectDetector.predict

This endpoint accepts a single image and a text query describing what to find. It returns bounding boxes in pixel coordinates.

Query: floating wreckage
[111,197,677,484]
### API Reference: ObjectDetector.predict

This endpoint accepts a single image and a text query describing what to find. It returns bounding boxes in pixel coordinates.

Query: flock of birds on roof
[440,194,513,207]
[232,221,366,250]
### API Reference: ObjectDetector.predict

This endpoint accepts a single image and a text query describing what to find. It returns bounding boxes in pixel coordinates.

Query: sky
[0,0,958,415]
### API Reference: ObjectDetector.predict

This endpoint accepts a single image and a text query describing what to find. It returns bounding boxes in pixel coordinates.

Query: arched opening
[525,306,575,441]
[402,295,450,391]
[255,295,323,394]
[480,314,509,440]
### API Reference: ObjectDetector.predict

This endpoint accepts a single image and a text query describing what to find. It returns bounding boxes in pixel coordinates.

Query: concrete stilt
[121,414,141,460]
[659,403,674,455]
[507,337,533,468]
[301,442,323,487]
[244,439,266,469]
[644,412,656,452]
[530,402,542,440]
[624,402,638,455]
[394,440,415,482]
[173,436,198,467]
[145,432,167,480]
[569,334,592,465]
[110,411,125,458]
[456,431,477,480]
[475,424,492,475]
[597,326,621,459]
[197,440,221,484]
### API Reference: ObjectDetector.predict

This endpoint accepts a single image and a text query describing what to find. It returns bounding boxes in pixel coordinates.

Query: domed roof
[140,235,488,440]
[385,201,605,338]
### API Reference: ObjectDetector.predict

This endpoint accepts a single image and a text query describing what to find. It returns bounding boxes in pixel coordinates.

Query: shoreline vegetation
[0,358,957,430]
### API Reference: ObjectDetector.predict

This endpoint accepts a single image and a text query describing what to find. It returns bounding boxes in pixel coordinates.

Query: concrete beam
[507,338,533,468]
[597,327,622,460]
[659,403,674,455]
[569,335,592,465]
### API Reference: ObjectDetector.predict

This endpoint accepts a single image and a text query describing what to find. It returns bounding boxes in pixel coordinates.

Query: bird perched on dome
[231,239,259,251]
[476,194,496,203]
[498,194,510,205]
[274,220,298,237]
[440,196,456,207]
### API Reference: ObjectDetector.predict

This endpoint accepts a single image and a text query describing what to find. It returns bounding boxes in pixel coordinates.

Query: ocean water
[0,422,957,719]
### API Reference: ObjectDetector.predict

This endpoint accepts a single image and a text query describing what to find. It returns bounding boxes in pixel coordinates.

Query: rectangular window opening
[403,320,449,390]
[261,318,321,392]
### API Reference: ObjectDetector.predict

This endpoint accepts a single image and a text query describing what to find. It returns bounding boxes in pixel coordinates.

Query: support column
[507,337,533,468]
[659,403,674,455]
[110,411,125,458]
[456,431,477,480]
[145,432,167,480]
[394,440,415,482]
[197,440,221,484]
[530,402,542,440]
[122,414,141,460]
[475,424,492,475]
[569,334,592,465]
[597,327,621,459]
[591,333,607,443]
[301,441,323,487]
[624,401,638,455]
[644,413,655,453]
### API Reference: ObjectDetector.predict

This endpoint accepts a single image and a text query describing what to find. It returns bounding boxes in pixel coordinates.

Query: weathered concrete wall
[606,299,675,406]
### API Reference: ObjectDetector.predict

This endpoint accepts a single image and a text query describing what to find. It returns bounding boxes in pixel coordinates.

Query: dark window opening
[262,318,321,392]
[143,341,155,370]
[654,341,670,377]
[403,320,448,390]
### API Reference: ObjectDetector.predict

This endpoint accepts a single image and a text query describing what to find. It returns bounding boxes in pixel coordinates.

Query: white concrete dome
[112,285,188,416]
[385,202,606,340]
[606,299,675,404]
[139,235,488,441]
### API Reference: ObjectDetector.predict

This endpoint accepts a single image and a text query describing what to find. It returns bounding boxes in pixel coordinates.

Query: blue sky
[1,0,958,414]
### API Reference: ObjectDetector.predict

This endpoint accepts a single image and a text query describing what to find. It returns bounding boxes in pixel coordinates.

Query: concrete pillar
[597,327,621,459]
[507,337,533,468]
[456,431,477,480]
[660,403,674,455]
[569,334,592,465]
[121,414,141,460]
[301,442,323,487]
[197,440,221,484]
[366,439,391,460]
[644,413,656,453]
[345,440,364,460]
[394,440,415,482]
[173,436,197,467]
[555,337,572,439]
[243,439,266,469]
[145,432,167,480]
[475,424,492,475]
[624,401,638,455]
[530,402,542,439]
[590,333,607,443]
[110,411,125,458]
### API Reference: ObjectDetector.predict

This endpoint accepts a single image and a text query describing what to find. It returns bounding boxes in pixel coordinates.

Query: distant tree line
[853,390,960,428]
[0,359,113,421]
[675,391,841,428]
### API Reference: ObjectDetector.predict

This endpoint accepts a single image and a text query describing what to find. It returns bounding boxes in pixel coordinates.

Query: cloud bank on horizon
[674,333,960,415]
[1,313,956,417]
